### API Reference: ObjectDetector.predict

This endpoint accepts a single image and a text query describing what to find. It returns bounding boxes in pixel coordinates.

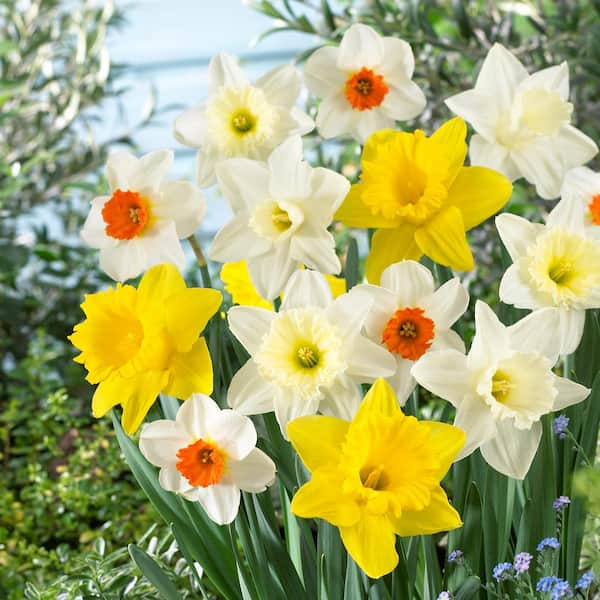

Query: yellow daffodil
[335,117,512,283]
[287,378,465,579]
[69,263,222,434]
[221,260,346,309]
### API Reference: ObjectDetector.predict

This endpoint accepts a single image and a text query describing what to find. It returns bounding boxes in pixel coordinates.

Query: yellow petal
[414,206,474,271]
[119,371,169,435]
[392,486,463,537]
[325,274,346,299]
[365,225,421,284]
[429,117,468,185]
[340,514,398,579]
[92,373,125,418]
[362,128,399,162]
[287,415,350,472]
[421,421,466,478]
[447,166,513,231]
[137,263,186,314]
[291,469,360,527]
[354,378,402,425]
[221,261,273,310]
[163,337,213,399]
[335,184,399,229]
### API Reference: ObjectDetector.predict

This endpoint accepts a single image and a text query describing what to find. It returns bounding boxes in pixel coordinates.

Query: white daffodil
[208,136,350,300]
[445,43,597,199]
[304,23,425,143]
[227,270,396,437]
[349,260,468,404]
[556,166,600,240]
[81,150,206,282]
[412,301,589,479]
[496,203,600,355]
[139,394,275,525]
[174,53,313,188]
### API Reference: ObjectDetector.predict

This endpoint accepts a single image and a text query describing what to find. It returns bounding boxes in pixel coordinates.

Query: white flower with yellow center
[412,301,589,479]
[208,136,350,300]
[445,43,597,199]
[80,150,206,281]
[496,203,600,354]
[349,260,469,404]
[304,23,425,143]
[227,270,396,436]
[174,53,313,188]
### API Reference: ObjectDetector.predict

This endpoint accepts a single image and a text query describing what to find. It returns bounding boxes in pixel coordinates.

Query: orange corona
[344,67,389,111]
[381,307,435,361]
[588,194,600,225]
[102,189,151,240]
[176,439,225,487]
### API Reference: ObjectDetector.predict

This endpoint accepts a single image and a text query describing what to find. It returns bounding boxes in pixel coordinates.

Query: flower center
[296,344,320,369]
[102,189,151,240]
[548,259,573,286]
[491,369,515,404]
[381,307,435,360]
[230,109,256,136]
[176,439,225,487]
[588,194,600,225]
[272,205,292,232]
[345,67,389,111]
[360,464,388,491]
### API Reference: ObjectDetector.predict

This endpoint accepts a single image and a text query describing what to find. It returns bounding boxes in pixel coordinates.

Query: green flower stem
[188,235,212,288]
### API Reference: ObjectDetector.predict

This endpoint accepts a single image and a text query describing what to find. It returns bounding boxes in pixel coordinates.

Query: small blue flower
[551,579,573,599]
[492,562,512,581]
[448,549,463,564]
[553,496,571,511]
[537,576,558,592]
[437,592,452,600]
[575,571,595,590]
[553,415,569,439]
[537,537,560,551]
[513,551,532,574]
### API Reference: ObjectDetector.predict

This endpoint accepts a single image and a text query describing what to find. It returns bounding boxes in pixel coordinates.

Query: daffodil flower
[288,378,465,579]
[496,201,600,354]
[445,43,598,199]
[81,150,206,282]
[412,301,590,479]
[556,166,600,241]
[174,53,313,188]
[139,394,275,525]
[208,136,350,300]
[304,23,426,143]
[69,264,222,434]
[226,270,396,436]
[335,117,512,282]
[350,260,468,403]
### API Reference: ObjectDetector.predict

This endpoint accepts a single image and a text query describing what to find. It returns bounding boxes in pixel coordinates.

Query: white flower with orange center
[139,394,275,525]
[304,23,426,143]
[350,260,468,403]
[227,270,396,436]
[174,53,313,188]
[81,150,206,281]
[208,136,350,300]
[496,202,600,355]
[412,301,589,479]
[445,43,598,199]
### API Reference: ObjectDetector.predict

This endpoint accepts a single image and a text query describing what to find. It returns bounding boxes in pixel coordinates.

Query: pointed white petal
[561,166,600,201]
[210,410,257,460]
[516,62,569,99]
[495,213,543,261]
[155,180,206,239]
[551,374,590,411]
[327,288,372,338]
[139,420,189,467]
[227,306,276,355]
[557,308,586,355]
[227,360,275,415]
[209,214,271,263]
[289,106,314,136]
[429,329,465,353]
[547,197,587,235]
[469,134,522,181]
[256,64,301,107]
[208,52,247,92]
[351,284,397,341]
[445,91,498,142]
[555,124,599,172]
[420,277,469,330]
[130,150,173,192]
[176,394,221,440]
[280,269,333,310]
[304,45,344,98]
[468,301,510,369]
[345,336,396,381]
[385,357,415,406]
[196,148,218,189]
[454,393,497,459]
[498,264,541,309]
[267,136,312,200]
[337,23,384,71]
[173,105,206,148]
[140,222,186,273]
[215,158,270,212]
[290,226,341,275]
[305,166,350,225]
[273,391,320,439]
[319,375,362,421]
[247,244,298,301]
[106,151,139,190]
[507,308,561,364]
[229,448,276,493]
[380,260,435,305]
[196,482,241,525]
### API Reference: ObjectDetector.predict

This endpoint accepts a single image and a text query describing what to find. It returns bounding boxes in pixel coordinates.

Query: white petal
[516,62,569,100]
[327,288,372,338]
[319,375,362,421]
[173,105,206,148]
[495,213,543,261]
[345,336,396,381]
[480,420,542,480]
[551,374,590,411]
[227,360,275,415]
[267,136,312,200]
[229,448,276,493]
[210,410,257,460]
[385,357,415,406]
[290,106,315,136]
[98,238,147,282]
[139,419,189,467]
[305,166,350,225]
[289,226,341,275]
[381,260,435,305]
[256,64,301,107]
[130,150,173,192]
[159,465,192,494]
[227,306,276,355]
[468,301,510,369]
[420,277,469,329]
[380,37,415,80]
[429,329,465,353]
[337,23,384,71]
[273,391,320,439]
[454,393,497,459]
[380,80,426,121]
[176,394,221,440]
[351,284,398,341]
[469,134,521,181]
[304,45,344,98]
[80,197,118,250]
[316,93,359,140]
[196,148,218,189]
[247,244,298,301]
[215,158,270,212]
[557,308,586,355]
[196,482,240,525]
[411,349,471,406]
[140,222,186,273]
[355,109,395,144]
[209,214,271,263]
[561,166,600,201]
[280,269,333,310]
[445,91,498,142]
[106,151,139,190]
[507,308,562,364]
[155,180,206,239]
[208,52,247,92]
[498,264,541,309]
[546,197,586,235]
[555,124,599,172]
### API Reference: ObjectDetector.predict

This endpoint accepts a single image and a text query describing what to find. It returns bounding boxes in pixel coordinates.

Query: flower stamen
[382,307,435,360]
[345,67,389,111]
[176,439,225,487]
[296,344,320,369]
[588,194,600,225]
[102,189,151,240]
